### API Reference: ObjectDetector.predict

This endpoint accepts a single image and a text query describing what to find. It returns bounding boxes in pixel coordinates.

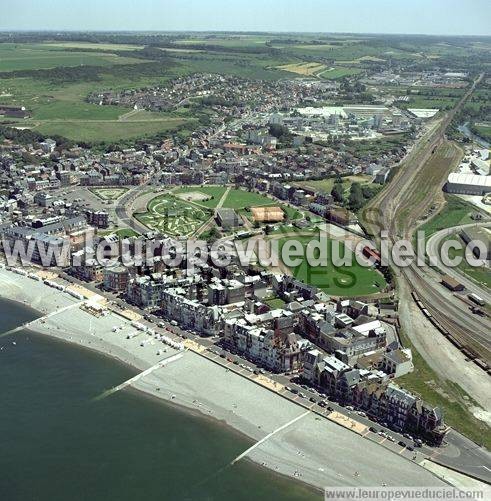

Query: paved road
[435,431,491,482]
[53,270,491,484]
[114,180,155,234]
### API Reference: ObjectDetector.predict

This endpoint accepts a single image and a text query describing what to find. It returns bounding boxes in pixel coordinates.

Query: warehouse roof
[447,173,491,187]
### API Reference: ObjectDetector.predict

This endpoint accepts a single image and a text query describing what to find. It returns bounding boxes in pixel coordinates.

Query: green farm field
[0,43,143,72]
[0,35,486,146]
[0,75,195,142]
[0,43,197,143]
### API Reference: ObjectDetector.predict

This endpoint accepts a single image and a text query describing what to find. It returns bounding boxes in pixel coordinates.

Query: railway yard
[362,73,491,369]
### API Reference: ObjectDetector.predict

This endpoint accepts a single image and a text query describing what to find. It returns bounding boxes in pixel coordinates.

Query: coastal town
[0,26,490,498]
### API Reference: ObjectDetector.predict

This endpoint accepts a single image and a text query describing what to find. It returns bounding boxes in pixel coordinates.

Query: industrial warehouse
[444,173,491,195]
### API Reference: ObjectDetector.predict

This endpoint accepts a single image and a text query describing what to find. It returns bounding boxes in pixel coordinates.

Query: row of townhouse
[304,351,448,444]
[297,309,386,365]
[1,216,91,266]
[160,287,221,336]
[223,315,309,373]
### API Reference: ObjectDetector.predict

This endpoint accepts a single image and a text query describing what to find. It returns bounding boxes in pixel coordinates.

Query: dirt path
[397,278,491,417]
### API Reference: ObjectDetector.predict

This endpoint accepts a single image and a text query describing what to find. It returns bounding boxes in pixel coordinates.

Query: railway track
[411,286,490,375]
[361,73,490,367]
[400,255,491,364]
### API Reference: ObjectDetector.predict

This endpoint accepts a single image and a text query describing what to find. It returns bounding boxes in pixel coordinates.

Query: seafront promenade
[0,266,482,491]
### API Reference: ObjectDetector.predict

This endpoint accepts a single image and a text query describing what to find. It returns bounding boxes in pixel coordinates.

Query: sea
[0,298,321,501]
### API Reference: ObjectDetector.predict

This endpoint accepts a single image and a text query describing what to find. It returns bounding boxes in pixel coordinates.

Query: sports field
[278,235,387,297]
[173,186,228,208]
[135,194,210,236]
[89,187,129,201]
[222,190,276,210]
[174,186,277,210]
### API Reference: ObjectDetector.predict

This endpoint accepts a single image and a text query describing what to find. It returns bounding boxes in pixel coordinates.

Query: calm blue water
[0,298,320,501]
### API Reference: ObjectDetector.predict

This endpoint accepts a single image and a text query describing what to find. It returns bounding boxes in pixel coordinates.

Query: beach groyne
[0,266,452,490]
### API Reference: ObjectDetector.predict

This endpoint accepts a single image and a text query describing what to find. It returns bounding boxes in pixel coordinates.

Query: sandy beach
[0,267,458,490]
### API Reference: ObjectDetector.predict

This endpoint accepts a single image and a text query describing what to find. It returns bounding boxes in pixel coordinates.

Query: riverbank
[0,267,459,490]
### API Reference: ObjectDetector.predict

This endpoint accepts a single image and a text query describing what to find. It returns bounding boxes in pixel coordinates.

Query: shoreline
[124,385,324,497]
[0,267,461,490]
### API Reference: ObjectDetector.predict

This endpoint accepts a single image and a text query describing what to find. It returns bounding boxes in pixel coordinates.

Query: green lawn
[278,235,387,297]
[442,235,491,289]
[398,329,491,449]
[418,195,476,238]
[134,194,210,237]
[173,185,228,208]
[115,228,140,238]
[281,204,303,220]
[99,228,140,239]
[89,187,129,201]
[221,189,277,210]
[173,186,283,214]
[296,175,372,195]
[264,297,287,309]
[268,225,318,236]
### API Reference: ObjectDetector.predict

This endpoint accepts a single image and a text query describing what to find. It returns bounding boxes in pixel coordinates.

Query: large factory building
[444,173,491,196]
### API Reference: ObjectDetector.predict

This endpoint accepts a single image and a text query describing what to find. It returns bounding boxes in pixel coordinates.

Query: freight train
[411,291,490,374]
